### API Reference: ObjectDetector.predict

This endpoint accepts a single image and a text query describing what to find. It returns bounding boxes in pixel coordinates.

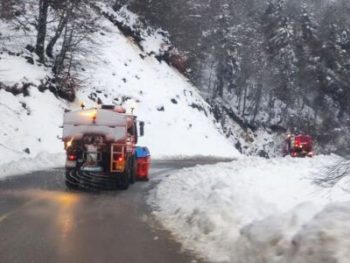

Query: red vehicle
[284,134,314,157]
[62,105,149,190]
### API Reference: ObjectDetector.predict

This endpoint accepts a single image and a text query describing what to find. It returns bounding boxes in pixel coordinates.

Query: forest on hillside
[124,0,350,155]
[1,0,350,155]
[0,0,99,101]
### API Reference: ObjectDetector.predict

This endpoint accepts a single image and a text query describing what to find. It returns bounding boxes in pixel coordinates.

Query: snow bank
[149,155,350,262]
[0,152,65,179]
[235,201,350,263]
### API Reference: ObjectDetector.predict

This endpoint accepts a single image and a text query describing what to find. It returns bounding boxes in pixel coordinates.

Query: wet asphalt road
[0,159,230,263]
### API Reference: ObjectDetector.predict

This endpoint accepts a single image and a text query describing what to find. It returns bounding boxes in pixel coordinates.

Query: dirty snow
[149,155,350,263]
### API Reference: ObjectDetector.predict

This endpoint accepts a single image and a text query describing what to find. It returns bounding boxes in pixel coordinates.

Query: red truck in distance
[284,134,314,158]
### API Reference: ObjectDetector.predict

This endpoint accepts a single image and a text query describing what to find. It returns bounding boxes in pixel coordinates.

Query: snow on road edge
[148,155,350,263]
[0,152,65,179]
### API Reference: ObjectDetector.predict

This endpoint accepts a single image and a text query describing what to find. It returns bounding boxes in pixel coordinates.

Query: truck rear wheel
[130,156,137,184]
[65,169,79,190]
[118,164,130,190]
[119,172,129,190]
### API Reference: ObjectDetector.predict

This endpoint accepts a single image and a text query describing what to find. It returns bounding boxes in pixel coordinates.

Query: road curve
[0,159,229,263]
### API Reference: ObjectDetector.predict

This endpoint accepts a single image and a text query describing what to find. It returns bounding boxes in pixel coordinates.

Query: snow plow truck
[283,134,314,158]
[62,105,149,190]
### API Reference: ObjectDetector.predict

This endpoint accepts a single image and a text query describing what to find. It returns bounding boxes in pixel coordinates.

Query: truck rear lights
[116,155,124,162]
[68,154,77,161]
[110,144,126,172]
[113,155,125,171]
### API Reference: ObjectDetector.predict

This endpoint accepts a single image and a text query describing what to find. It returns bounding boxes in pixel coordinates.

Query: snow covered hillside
[74,14,238,159]
[0,3,238,177]
[0,55,67,176]
[128,0,350,157]
[149,155,350,263]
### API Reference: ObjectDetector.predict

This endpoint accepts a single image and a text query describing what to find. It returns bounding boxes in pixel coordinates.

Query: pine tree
[262,0,298,108]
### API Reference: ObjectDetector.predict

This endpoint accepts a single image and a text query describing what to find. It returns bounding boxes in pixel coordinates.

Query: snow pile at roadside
[149,155,350,263]
[0,152,65,179]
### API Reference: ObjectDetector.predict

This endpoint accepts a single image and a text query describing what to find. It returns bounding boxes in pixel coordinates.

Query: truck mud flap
[73,170,122,191]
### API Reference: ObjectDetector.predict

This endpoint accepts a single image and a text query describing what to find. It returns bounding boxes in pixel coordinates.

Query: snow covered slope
[0,4,238,177]
[0,55,67,173]
[75,18,238,159]
[149,155,350,263]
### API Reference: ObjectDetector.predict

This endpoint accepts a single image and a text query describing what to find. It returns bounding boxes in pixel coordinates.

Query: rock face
[126,0,350,156]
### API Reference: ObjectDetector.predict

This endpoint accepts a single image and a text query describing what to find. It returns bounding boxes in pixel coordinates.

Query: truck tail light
[114,154,125,171]
[68,154,77,161]
[111,144,126,172]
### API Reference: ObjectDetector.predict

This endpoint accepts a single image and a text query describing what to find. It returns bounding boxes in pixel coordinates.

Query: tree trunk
[252,83,262,122]
[53,26,69,75]
[53,25,74,75]
[207,61,215,91]
[36,0,49,63]
[46,12,68,58]
[217,77,224,98]
[242,84,248,117]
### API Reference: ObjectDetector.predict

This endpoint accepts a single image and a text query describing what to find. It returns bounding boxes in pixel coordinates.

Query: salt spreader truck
[283,134,314,158]
[62,105,149,190]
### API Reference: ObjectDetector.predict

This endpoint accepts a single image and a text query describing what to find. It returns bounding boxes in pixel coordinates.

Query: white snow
[0,86,66,179]
[0,54,49,86]
[74,17,238,159]
[149,155,350,263]
[96,2,170,56]
[0,4,238,179]
[0,86,66,164]
[1,3,350,263]
[0,152,65,179]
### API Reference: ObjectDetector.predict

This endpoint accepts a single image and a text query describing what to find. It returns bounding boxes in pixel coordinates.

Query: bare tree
[35,0,49,63]
[52,0,99,75]
[46,7,69,58]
